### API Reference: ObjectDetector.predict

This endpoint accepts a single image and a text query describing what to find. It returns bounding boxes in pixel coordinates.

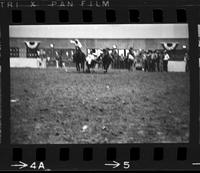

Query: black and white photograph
[198,24,200,143]
[0,27,1,143]
[10,24,189,144]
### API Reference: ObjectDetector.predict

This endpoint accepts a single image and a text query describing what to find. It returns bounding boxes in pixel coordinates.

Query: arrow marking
[11,161,28,169]
[104,161,120,168]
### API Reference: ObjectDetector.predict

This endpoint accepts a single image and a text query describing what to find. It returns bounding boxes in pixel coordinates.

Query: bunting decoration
[24,41,40,49]
[161,42,179,51]
[24,41,40,57]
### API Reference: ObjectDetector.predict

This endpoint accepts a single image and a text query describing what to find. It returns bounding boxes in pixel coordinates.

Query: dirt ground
[10,67,190,144]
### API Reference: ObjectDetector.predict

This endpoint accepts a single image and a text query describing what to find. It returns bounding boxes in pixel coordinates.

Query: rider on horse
[126,47,135,71]
[70,39,83,55]
[70,39,86,72]
[70,39,82,49]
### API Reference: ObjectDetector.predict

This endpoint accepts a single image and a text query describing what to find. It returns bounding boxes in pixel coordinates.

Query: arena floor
[10,67,190,144]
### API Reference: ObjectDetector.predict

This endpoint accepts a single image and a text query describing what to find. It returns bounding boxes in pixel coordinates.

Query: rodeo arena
[9,24,191,144]
[9,27,190,72]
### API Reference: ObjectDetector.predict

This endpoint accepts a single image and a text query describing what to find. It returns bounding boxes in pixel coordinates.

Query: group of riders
[37,39,190,73]
[71,39,173,73]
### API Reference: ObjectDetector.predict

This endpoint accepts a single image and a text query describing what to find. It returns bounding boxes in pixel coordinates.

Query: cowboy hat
[112,45,117,49]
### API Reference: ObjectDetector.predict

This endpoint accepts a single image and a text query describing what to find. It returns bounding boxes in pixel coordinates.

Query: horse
[85,51,103,73]
[101,49,113,73]
[86,58,99,73]
[73,47,86,72]
[85,49,113,73]
[125,51,135,71]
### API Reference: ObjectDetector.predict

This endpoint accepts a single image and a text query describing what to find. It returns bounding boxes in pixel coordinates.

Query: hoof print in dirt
[40,108,49,112]
[24,89,28,93]
[55,132,60,136]
[99,108,104,112]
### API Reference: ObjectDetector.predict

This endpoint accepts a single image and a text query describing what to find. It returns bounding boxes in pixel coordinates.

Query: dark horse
[101,48,113,73]
[73,47,86,72]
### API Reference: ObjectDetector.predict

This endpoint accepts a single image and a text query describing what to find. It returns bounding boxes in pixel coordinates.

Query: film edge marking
[192,163,200,166]
[0,0,110,8]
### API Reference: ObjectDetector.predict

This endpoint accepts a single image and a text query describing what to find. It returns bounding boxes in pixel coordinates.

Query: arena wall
[10,38,188,55]
[9,38,192,71]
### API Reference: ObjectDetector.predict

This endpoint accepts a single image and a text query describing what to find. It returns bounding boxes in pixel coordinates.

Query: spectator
[163,50,170,72]
[151,51,157,72]
[158,51,164,72]
[155,50,160,72]
[36,50,42,68]
[111,45,120,69]
[58,51,63,68]
[148,50,154,72]
[142,51,148,72]
[119,54,125,69]
[55,51,59,68]
[40,49,47,68]
[126,47,135,71]
[184,52,189,72]
[148,52,152,72]
[55,50,64,69]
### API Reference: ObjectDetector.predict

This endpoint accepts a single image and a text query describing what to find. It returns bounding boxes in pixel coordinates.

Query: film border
[0,0,199,171]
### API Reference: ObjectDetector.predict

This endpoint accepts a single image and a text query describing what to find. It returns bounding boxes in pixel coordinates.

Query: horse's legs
[104,63,109,73]
[128,61,131,71]
[79,63,81,72]
[103,63,106,71]
[76,63,80,72]
[82,61,85,72]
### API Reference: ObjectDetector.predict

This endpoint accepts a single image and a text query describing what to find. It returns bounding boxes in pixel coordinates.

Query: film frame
[0,0,199,171]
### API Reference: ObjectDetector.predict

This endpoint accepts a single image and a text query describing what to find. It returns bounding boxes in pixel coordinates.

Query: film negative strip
[0,0,199,171]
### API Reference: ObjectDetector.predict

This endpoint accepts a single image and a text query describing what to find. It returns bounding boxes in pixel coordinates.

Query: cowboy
[70,39,85,72]
[36,50,41,68]
[86,49,97,65]
[154,50,159,72]
[142,51,148,72]
[184,52,189,72]
[120,53,125,69]
[111,45,120,69]
[41,49,47,68]
[70,39,83,55]
[163,50,170,72]
[36,49,44,68]
[57,50,64,68]
[151,50,157,72]
[70,39,82,49]
[148,50,154,72]
[158,50,164,72]
[85,49,99,73]
[55,51,59,68]
[126,47,135,71]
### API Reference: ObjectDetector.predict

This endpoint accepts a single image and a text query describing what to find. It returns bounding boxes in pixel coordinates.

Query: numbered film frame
[0,0,199,171]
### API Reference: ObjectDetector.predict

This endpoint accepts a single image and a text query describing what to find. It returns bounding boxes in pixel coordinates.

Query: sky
[10,24,188,39]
